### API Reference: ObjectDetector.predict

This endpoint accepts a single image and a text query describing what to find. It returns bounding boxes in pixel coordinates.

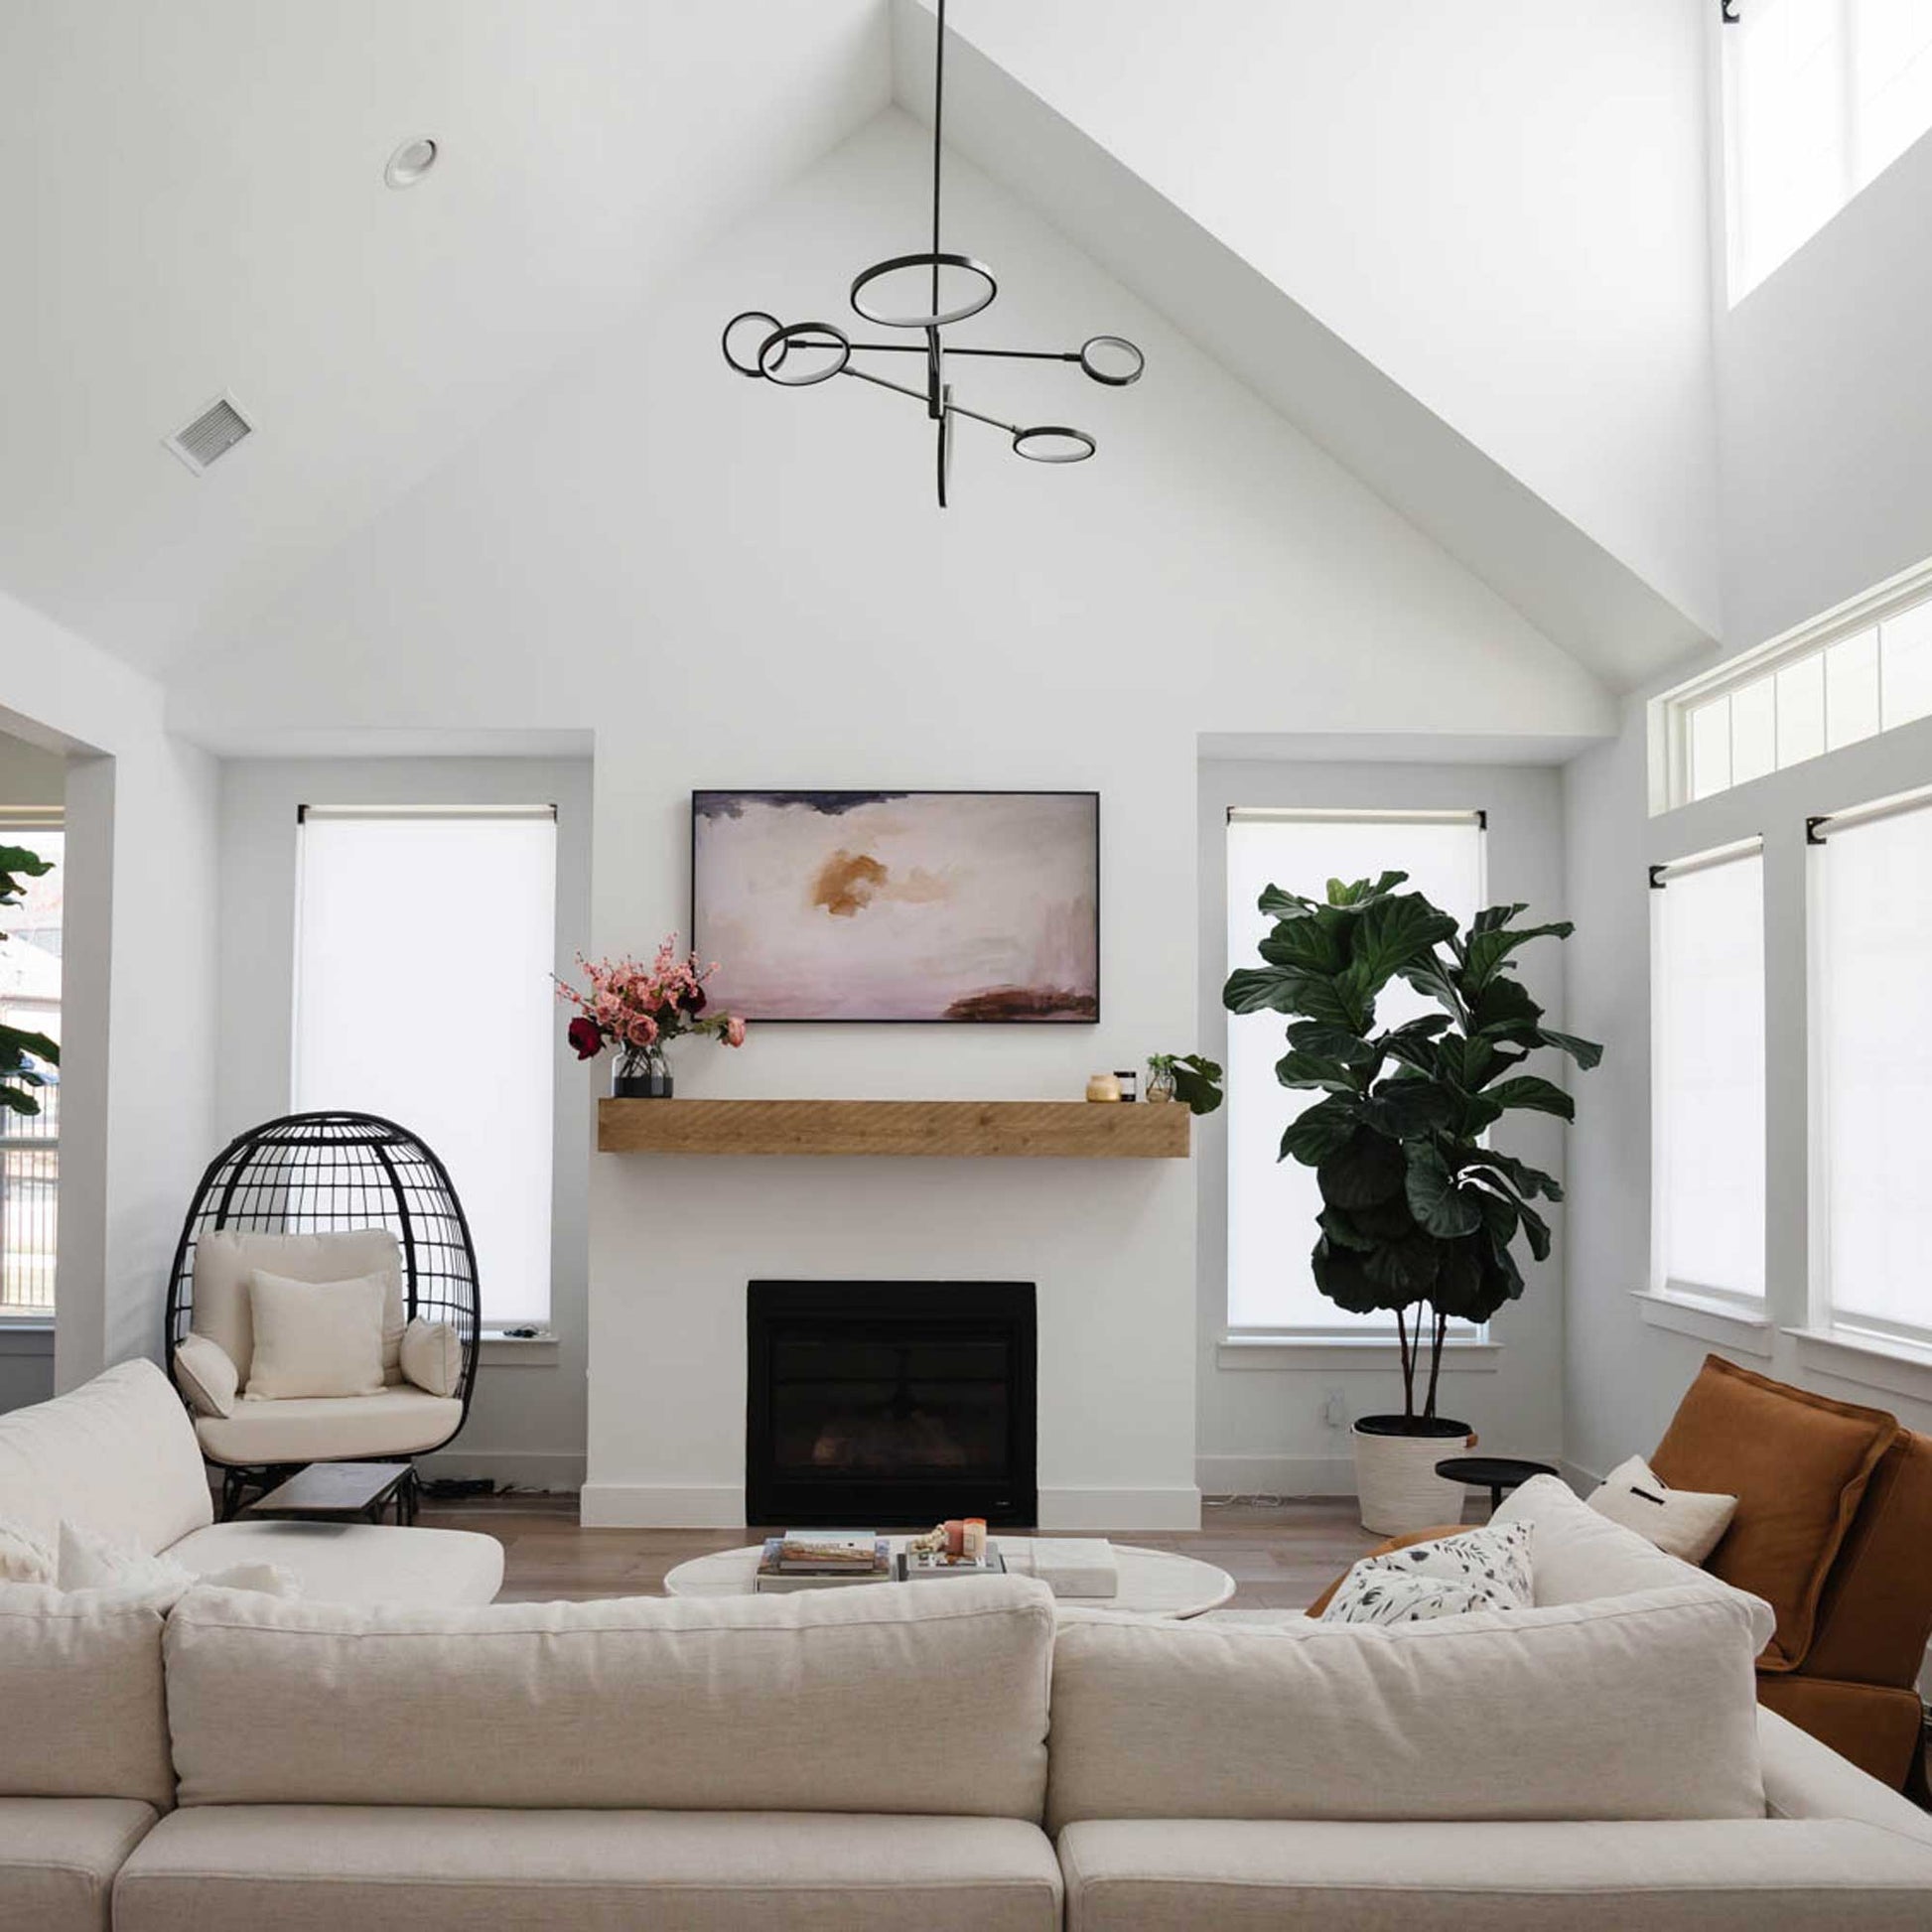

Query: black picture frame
[690,788,1100,1025]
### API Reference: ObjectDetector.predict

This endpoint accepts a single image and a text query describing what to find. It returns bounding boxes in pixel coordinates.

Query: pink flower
[724,1014,747,1048]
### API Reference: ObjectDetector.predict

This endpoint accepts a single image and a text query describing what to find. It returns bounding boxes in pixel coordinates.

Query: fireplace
[746,1280,1037,1527]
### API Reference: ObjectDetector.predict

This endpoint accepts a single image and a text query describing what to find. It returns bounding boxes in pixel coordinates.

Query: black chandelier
[720,0,1144,507]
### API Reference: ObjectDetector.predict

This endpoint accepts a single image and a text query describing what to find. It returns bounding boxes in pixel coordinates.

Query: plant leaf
[1348,892,1458,986]
[1287,1022,1382,1068]
[1486,1074,1576,1122]
[1274,1049,1360,1094]
[1222,966,1306,1015]
[1258,918,1346,975]
[1362,1076,1453,1139]
[1536,1028,1605,1070]
[1404,1143,1483,1238]
[1169,1054,1224,1116]
[1311,1237,1390,1314]
[1457,1148,1565,1203]
[1279,1094,1362,1167]
[1315,1129,1407,1207]
[1364,1233,1442,1295]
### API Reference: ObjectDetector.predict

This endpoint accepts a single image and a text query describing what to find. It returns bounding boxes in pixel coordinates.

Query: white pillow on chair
[400,1317,462,1398]
[1587,1453,1738,1564]
[173,1332,239,1418]
[245,1270,388,1400]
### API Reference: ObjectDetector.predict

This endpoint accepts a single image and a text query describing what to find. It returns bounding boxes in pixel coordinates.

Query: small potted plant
[557,937,746,1098]
[1221,873,1598,1534]
[1146,1052,1223,1113]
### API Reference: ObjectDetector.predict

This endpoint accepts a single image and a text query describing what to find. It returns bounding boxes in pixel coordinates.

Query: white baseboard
[1037,1486,1202,1532]
[1196,1452,1355,1498]
[418,1449,586,1492]
[579,1482,746,1528]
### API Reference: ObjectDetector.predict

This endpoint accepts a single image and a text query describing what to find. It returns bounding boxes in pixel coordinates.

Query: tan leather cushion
[1045,1585,1768,1832]
[1652,1355,1898,1670]
[114,1809,1061,1932]
[0,1797,158,1932]
[0,1586,175,1808]
[163,1576,1055,1818]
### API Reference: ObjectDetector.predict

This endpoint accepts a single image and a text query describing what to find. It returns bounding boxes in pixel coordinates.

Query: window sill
[1784,1326,1932,1404]
[1216,1334,1501,1373]
[1632,1290,1774,1358]
[480,1330,560,1367]
[0,1321,54,1357]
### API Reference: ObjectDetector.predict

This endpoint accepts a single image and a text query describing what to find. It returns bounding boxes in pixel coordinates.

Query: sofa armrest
[1758,1707,1932,1845]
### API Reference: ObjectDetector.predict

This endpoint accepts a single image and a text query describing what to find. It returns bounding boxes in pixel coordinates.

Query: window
[1650,841,1767,1309]
[1811,787,1932,1348]
[293,807,557,1328]
[1225,808,1484,1335]
[0,814,61,1318]
[1725,0,1932,300]
[1658,556,1932,809]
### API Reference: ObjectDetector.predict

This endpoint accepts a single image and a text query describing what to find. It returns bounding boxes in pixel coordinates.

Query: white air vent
[165,394,253,475]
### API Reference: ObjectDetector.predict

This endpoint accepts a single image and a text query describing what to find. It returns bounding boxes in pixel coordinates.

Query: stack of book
[753,1530,893,1593]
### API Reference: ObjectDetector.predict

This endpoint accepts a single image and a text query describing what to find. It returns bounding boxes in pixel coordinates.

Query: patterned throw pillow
[1320,1521,1534,1626]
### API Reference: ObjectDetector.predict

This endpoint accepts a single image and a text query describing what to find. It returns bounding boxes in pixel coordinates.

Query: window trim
[1648,834,1768,1314]
[1651,552,1932,813]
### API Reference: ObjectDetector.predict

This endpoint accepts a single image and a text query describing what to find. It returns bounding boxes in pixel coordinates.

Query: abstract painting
[692,791,1099,1022]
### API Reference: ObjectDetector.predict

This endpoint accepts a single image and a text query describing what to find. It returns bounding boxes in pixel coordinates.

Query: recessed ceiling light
[384,138,439,189]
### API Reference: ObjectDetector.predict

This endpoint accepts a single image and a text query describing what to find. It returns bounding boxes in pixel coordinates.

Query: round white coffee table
[664,1537,1235,1619]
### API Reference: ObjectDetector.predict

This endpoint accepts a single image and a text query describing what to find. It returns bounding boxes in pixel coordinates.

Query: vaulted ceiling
[3,0,1720,690]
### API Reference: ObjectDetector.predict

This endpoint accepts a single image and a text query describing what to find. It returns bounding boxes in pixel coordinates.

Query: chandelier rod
[931,0,947,320]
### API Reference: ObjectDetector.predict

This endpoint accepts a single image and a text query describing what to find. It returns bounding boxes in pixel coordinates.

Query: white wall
[0,589,219,1394]
[1195,758,1572,1495]
[214,758,593,1489]
[921,0,1722,636]
[1564,695,1932,1478]
[169,112,1609,1526]
[1718,120,1932,649]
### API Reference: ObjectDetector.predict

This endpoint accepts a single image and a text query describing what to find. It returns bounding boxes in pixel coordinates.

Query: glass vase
[612,1044,673,1100]
[1146,1064,1177,1105]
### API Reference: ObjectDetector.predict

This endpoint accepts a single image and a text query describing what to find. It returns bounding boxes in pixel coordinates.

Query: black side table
[1435,1454,1559,1516]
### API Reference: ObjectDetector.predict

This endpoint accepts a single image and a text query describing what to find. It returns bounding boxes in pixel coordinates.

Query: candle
[964,1517,987,1561]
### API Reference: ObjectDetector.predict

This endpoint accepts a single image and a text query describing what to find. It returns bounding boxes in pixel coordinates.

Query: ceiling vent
[164,394,253,475]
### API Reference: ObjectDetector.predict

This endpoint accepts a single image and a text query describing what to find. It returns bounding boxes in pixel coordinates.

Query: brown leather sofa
[1310,1356,1932,1792]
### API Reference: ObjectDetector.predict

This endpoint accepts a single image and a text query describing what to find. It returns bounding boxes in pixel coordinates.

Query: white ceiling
[0,1,890,670]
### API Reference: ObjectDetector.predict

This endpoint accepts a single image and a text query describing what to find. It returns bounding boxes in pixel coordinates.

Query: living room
[3,3,1932,1926]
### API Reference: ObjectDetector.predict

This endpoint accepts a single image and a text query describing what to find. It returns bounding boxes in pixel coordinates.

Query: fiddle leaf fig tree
[1222,871,1600,1428]
[0,842,59,1118]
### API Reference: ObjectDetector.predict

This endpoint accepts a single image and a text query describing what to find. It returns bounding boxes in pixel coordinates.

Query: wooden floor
[415,1495,1384,1608]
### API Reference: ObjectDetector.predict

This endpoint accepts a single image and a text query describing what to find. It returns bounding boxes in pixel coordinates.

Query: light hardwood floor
[416,1495,1384,1609]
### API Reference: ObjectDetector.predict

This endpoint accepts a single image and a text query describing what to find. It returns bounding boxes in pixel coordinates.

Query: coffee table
[664,1538,1235,1618]
[243,1460,419,1527]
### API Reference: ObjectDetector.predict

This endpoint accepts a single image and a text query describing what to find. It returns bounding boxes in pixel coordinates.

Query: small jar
[1085,1072,1122,1103]
[1113,1068,1139,1103]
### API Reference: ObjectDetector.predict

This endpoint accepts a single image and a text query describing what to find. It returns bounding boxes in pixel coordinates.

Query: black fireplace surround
[746,1281,1037,1528]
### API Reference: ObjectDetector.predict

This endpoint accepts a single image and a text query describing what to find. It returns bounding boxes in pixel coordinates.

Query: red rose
[567,1016,603,1060]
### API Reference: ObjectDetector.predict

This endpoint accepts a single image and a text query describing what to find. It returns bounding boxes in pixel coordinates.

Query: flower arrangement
[556,937,746,1097]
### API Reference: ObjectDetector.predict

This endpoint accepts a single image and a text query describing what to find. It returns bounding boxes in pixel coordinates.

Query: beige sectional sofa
[0,1360,502,1607]
[3,1450,1931,1929]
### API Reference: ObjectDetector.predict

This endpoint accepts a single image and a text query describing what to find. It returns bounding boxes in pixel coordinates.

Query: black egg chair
[164,1111,483,1516]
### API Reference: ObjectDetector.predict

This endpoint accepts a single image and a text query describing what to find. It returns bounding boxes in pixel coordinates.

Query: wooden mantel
[597,1098,1191,1160]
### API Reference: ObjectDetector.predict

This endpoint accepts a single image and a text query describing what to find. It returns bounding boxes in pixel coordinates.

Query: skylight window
[1725,0,1932,301]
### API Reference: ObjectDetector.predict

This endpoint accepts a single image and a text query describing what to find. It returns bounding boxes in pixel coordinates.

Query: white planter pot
[1351,1420,1474,1537]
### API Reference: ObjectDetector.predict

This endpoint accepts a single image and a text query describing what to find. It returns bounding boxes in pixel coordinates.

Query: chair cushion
[0,1361,210,1557]
[0,1585,175,1808]
[1651,1354,1898,1669]
[1044,1585,1767,1832]
[243,1270,387,1400]
[113,1809,1062,1932]
[1055,1817,1932,1931]
[0,1797,158,1932]
[169,1335,237,1420]
[192,1389,461,1466]
[190,1230,404,1389]
[162,1576,1055,1817]
[1588,1453,1738,1563]
[399,1317,461,1398]
[168,1522,503,1608]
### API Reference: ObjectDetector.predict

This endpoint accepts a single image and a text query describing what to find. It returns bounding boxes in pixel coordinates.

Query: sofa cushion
[168,1522,503,1608]
[242,1269,388,1399]
[191,1229,404,1389]
[1491,1473,1774,1646]
[1055,1817,1932,1931]
[0,1361,210,1557]
[0,1797,158,1932]
[0,1586,175,1808]
[163,1576,1055,1818]
[192,1389,460,1466]
[1044,1585,1766,1833]
[114,1808,1061,1932]
[1650,1354,1898,1670]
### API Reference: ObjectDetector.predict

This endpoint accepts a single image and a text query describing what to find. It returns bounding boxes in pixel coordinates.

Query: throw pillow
[173,1332,240,1418]
[55,1522,301,1603]
[246,1268,388,1400]
[400,1316,462,1398]
[1588,1453,1737,1564]
[1320,1520,1533,1625]
[0,1520,56,1585]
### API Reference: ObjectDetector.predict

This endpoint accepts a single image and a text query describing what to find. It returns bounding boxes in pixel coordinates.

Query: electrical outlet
[1322,1388,1347,1430]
